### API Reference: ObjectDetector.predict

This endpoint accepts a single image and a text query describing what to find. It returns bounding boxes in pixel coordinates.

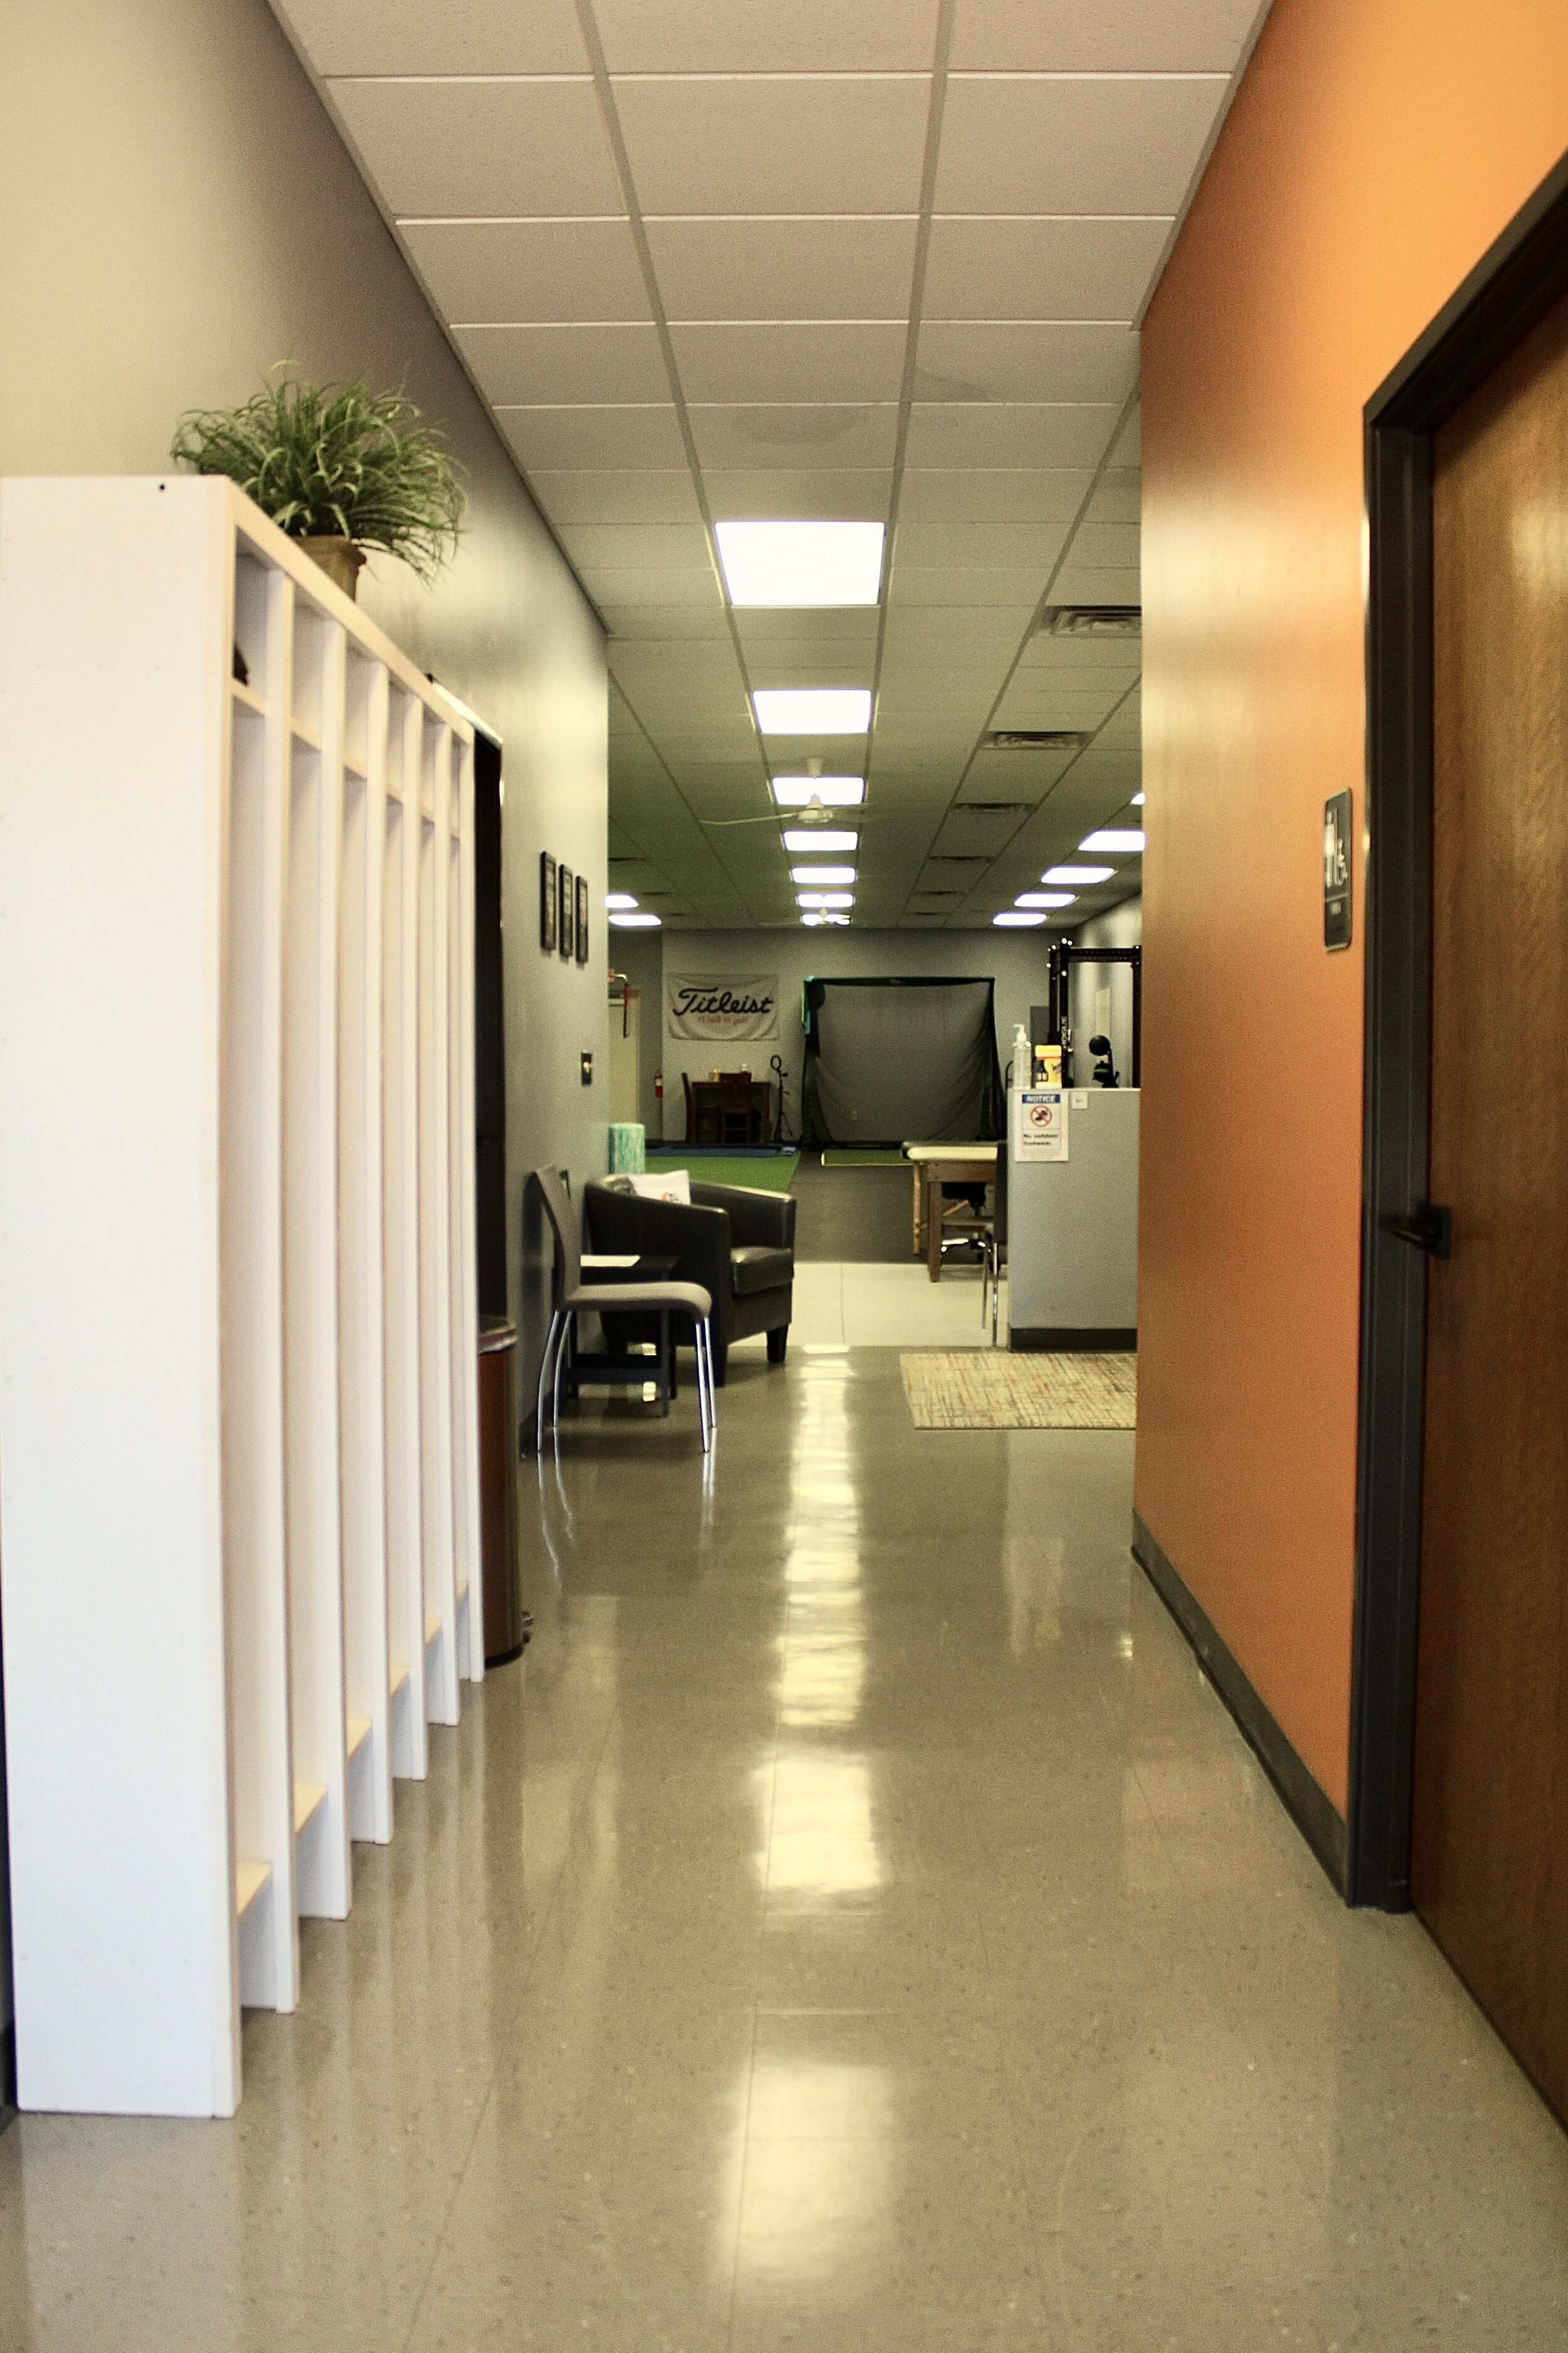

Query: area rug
[820,1148,908,1168]
[899,1351,1136,1430]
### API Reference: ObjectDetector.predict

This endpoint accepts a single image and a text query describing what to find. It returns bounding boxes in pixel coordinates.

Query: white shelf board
[346,1715,371,1758]
[293,1781,327,1838]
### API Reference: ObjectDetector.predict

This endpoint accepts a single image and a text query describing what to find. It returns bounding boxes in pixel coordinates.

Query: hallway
[3,1352,1567,2349]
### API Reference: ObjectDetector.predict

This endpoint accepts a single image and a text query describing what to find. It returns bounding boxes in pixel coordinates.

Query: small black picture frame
[575,873,590,966]
[539,852,556,952]
[558,863,573,959]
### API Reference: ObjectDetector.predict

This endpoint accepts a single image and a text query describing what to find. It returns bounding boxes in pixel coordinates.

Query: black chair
[584,1174,794,1386]
[531,1167,716,1449]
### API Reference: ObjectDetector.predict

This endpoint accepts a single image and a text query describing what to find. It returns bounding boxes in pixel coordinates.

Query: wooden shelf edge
[290,716,322,752]
[346,1715,371,1758]
[230,677,268,717]
[292,1780,327,1837]
[235,1859,272,1919]
[389,1660,410,1697]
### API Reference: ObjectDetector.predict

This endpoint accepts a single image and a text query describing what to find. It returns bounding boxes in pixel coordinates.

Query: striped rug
[900,1351,1136,1430]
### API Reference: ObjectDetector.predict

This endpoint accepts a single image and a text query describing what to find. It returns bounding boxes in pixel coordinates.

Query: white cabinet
[0,477,484,2115]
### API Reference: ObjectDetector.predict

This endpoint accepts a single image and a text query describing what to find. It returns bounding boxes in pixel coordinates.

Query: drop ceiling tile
[400,221,645,323]
[904,402,1120,469]
[935,76,1228,216]
[670,323,906,405]
[558,523,715,574]
[898,469,1092,522]
[990,681,1131,728]
[611,76,930,215]
[1110,403,1142,465]
[595,0,940,71]
[923,216,1170,322]
[276,0,587,72]
[689,404,900,468]
[1085,469,1142,525]
[950,0,1264,71]
[1049,566,1142,605]
[529,470,705,525]
[327,77,621,216]
[1016,632,1142,672]
[893,519,1069,570]
[733,608,882,654]
[914,322,1138,405]
[584,567,727,607]
[455,323,667,405]
[602,603,734,640]
[1064,520,1141,572]
[646,217,918,321]
[496,405,688,469]
[882,605,1036,657]
[889,566,1047,605]
[703,469,894,521]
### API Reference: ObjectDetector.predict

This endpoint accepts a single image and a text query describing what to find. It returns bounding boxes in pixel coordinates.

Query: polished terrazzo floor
[3,1349,1567,2349]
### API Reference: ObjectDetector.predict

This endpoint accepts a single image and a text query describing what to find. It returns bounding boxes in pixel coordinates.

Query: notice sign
[1012,1087,1069,1162]
[667,973,779,1043]
[1323,789,1352,950]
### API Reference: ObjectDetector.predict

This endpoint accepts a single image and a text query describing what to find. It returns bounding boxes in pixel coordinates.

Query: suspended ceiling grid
[274,0,1271,929]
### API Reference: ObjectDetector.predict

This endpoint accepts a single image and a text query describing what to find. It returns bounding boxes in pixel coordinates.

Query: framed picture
[539,852,556,952]
[558,863,573,959]
[575,873,590,965]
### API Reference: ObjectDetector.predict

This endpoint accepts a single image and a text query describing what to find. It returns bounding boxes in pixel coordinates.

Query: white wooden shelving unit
[0,477,484,2117]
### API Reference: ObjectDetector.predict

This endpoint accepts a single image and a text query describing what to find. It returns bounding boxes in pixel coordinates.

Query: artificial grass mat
[642,1150,800,1192]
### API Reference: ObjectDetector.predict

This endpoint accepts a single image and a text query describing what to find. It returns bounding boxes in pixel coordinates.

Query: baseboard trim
[1010,1325,1136,1353]
[1131,1511,1349,1896]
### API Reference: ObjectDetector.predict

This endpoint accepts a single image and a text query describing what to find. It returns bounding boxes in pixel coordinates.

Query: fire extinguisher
[654,1068,663,1103]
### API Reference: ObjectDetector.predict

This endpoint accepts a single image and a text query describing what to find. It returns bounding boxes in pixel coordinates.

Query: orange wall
[1138,0,1568,1815]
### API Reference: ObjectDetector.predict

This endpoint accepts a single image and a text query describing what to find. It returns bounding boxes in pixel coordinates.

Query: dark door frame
[1350,147,1568,1908]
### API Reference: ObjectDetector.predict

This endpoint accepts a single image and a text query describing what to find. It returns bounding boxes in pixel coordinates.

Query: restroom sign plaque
[1012,1088,1069,1162]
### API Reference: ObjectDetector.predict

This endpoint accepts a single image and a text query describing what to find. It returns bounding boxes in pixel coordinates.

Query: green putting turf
[642,1152,800,1192]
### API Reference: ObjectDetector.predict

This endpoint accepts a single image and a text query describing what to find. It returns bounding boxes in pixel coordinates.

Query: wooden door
[1415,287,1568,2123]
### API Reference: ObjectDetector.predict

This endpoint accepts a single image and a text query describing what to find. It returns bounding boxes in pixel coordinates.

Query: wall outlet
[580,1051,593,1086]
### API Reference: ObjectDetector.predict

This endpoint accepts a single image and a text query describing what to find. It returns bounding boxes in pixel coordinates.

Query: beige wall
[0,0,608,1383]
[1138,0,1568,1814]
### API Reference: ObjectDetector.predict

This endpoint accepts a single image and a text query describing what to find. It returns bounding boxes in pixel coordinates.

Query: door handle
[1381,1202,1453,1261]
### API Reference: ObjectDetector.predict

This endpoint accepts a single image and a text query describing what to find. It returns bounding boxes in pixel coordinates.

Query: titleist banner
[667,974,779,1042]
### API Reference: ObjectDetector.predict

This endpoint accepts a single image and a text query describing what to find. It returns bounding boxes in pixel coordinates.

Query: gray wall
[0,0,612,2031]
[0,0,609,1396]
[652,928,1063,1145]
[606,925,668,1142]
[1069,899,1143,1089]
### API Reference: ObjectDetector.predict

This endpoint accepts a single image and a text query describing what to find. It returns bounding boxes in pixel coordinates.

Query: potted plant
[170,369,465,598]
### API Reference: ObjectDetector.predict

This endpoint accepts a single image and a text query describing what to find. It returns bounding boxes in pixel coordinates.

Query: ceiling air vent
[983,730,1087,752]
[951,802,1029,818]
[1038,605,1141,639]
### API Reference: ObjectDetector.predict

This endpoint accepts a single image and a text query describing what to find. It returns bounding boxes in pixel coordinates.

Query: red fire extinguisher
[654,1068,663,1103]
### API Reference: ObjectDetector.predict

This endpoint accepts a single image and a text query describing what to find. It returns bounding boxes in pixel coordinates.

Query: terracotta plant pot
[296,534,365,600]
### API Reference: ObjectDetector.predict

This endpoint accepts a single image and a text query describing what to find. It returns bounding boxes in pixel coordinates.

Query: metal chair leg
[553,1308,571,1429]
[696,1318,714,1451]
[535,1309,564,1445]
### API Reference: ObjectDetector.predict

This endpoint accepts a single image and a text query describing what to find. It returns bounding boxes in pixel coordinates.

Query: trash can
[478,1315,526,1664]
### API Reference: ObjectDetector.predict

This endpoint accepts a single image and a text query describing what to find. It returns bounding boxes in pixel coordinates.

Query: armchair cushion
[731,1244,792,1297]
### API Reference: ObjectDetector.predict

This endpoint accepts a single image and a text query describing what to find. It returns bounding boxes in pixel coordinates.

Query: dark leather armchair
[583,1176,795,1385]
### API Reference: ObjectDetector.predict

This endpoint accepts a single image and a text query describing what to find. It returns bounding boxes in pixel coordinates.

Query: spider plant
[170,371,465,584]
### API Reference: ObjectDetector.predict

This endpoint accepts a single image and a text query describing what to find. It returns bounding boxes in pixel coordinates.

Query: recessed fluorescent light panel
[1080,829,1145,853]
[1042,866,1113,886]
[790,866,857,886]
[753,689,872,736]
[782,828,857,854]
[771,775,866,807]
[993,910,1046,927]
[1015,892,1075,910]
[716,521,884,608]
[604,891,639,910]
[797,891,854,911]
[608,911,662,928]
[800,912,850,927]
